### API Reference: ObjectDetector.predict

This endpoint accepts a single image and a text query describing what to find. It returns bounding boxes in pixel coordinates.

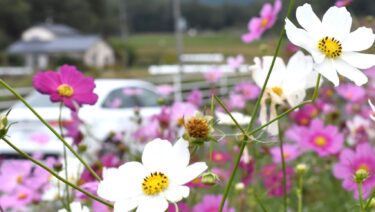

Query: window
[102,87,160,108]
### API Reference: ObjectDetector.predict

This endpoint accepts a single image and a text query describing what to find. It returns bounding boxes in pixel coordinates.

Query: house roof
[7,35,101,54]
[36,23,79,37]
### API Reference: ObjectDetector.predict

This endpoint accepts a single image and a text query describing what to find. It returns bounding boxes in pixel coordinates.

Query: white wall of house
[22,27,55,42]
[83,40,115,68]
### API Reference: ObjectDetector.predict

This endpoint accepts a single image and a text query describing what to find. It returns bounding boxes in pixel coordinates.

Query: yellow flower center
[16,176,23,184]
[318,36,342,58]
[261,18,269,28]
[142,172,169,195]
[358,164,369,172]
[314,136,327,147]
[57,84,74,97]
[17,192,28,200]
[271,86,283,97]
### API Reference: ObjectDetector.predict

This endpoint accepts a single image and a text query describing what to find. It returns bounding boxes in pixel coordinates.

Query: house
[7,23,115,69]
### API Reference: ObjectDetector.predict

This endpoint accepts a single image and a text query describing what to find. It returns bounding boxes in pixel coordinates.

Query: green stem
[208,95,215,171]
[253,189,268,212]
[278,121,287,212]
[358,182,365,212]
[214,96,267,211]
[1,137,113,208]
[0,79,101,182]
[297,174,304,212]
[58,103,71,209]
[219,0,296,210]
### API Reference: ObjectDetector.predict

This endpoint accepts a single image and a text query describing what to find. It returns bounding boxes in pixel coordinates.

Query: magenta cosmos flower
[192,194,235,212]
[270,144,301,163]
[336,83,366,103]
[333,143,375,198]
[289,119,344,156]
[335,0,352,7]
[242,0,282,43]
[33,64,98,111]
[261,164,294,197]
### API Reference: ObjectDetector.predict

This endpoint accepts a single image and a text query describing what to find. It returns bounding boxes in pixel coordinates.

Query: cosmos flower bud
[183,114,213,145]
[78,143,87,153]
[0,110,11,139]
[296,163,308,175]
[368,198,375,208]
[235,182,245,191]
[354,169,369,183]
[201,171,219,186]
[53,162,63,172]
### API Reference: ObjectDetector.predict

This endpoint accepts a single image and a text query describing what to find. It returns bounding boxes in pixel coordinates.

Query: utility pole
[119,0,129,69]
[172,0,185,102]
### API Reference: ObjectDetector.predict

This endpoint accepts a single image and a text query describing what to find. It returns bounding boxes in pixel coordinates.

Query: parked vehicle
[1,79,162,157]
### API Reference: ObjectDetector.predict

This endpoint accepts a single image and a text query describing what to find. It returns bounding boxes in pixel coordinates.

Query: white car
[1,79,162,156]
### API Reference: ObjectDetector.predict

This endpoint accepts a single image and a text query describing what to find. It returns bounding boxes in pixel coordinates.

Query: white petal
[164,186,190,203]
[97,168,123,202]
[142,138,173,172]
[170,138,190,170]
[368,99,375,121]
[117,162,148,198]
[286,51,314,80]
[136,196,168,212]
[173,162,207,186]
[267,102,278,136]
[296,4,322,39]
[285,19,313,51]
[310,48,326,64]
[322,6,352,40]
[335,59,368,86]
[341,52,375,69]
[342,27,375,52]
[315,59,340,86]
[286,89,306,107]
[114,195,144,212]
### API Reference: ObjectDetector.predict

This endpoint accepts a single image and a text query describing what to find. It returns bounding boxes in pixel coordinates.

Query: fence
[0,71,252,110]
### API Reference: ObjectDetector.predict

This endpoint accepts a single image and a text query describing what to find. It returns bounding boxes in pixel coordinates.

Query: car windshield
[102,86,160,108]
[14,92,60,108]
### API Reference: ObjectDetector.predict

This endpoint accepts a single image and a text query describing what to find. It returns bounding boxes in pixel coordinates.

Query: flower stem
[218,0,296,210]
[1,137,113,208]
[214,96,267,211]
[59,103,71,208]
[358,182,365,212]
[0,79,101,182]
[278,121,287,212]
[297,173,304,212]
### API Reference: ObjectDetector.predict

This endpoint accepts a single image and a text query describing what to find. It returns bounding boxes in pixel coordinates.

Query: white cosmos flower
[97,138,207,212]
[369,99,375,121]
[285,3,375,86]
[58,202,90,212]
[250,51,318,135]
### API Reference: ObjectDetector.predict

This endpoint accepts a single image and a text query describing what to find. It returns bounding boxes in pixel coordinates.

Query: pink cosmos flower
[64,111,83,145]
[291,119,344,156]
[123,87,143,96]
[170,102,197,123]
[227,54,245,69]
[261,164,294,197]
[203,66,222,83]
[211,151,231,164]
[336,83,366,103]
[0,160,33,193]
[156,84,174,97]
[0,186,36,211]
[233,82,260,100]
[193,194,235,212]
[290,104,319,126]
[33,64,98,111]
[335,0,352,7]
[168,202,189,212]
[227,93,246,110]
[270,144,301,163]
[186,89,203,107]
[242,0,282,43]
[333,143,375,199]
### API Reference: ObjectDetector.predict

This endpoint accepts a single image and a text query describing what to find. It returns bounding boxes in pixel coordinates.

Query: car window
[102,87,159,108]
[14,92,59,108]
